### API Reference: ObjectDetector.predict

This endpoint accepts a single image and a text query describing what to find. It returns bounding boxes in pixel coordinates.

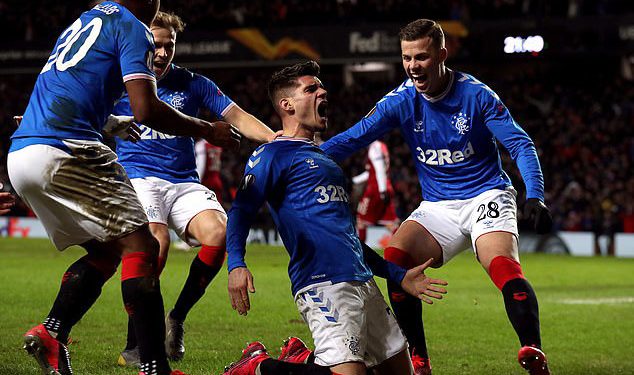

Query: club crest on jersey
[413,120,424,133]
[452,112,471,135]
[305,158,319,169]
[169,92,186,110]
[145,205,159,220]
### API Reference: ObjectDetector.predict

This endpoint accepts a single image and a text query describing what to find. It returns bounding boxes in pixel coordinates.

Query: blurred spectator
[3,0,633,42]
[1,2,632,235]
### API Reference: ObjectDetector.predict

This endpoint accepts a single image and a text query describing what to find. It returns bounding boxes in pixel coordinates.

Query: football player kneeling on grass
[223,61,448,375]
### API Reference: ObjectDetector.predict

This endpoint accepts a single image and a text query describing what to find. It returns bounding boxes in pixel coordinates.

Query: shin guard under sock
[171,245,224,321]
[502,278,541,347]
[45,254,117,343]
[121,251,169,374]
[489,256,542,347]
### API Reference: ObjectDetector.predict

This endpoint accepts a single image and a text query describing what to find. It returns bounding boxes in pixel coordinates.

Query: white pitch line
[558,297,634,305]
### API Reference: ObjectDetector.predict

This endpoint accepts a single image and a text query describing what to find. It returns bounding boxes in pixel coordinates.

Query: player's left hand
[523,198,553,234]
[228,266,256,316]
[400,258,448,304]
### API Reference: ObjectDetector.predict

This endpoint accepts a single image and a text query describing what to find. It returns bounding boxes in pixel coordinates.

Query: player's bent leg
[113,226,173,374]
[23,241,121,375]
[167,209,227,360]
[371,349,414,375]
[385,221,442,367]
[475,232,549,374]
[121,223,170,365]
[149,223,171,275]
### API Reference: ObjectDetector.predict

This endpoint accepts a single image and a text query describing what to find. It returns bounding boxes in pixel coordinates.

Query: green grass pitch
[1,237,633,374]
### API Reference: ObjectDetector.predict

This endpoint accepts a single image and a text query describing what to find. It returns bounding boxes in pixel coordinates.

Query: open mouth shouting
[317,100,329,122]
[409,71,428,89]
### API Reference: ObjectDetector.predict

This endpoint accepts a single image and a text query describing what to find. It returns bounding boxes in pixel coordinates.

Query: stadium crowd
[1,0,632,235]
[2,0,631,41]
[4,62,632,234]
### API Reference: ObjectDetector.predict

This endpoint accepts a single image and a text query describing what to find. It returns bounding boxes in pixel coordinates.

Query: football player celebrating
[7,1,239,375]
[223,61,447,375]
[112,11,276,366]
[321,19,552,375]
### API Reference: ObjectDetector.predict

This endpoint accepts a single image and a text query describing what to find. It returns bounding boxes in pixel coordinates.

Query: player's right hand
[523,198,553,234]
[102,115,140,142]
[207,121,242,151]
[13,115,22,127]
[228,266,256,316]
[400,258,448,304]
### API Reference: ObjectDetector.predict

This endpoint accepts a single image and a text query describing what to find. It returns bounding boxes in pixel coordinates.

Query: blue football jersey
[227,137,373,296]
[113,64,235,183]
[10,2,155,152]
[321,70,544,201]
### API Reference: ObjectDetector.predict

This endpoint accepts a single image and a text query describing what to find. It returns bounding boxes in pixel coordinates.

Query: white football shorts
[295,279,408,368]
[405,188,519,264]
[130,176,225,246]
[7,141,147,250]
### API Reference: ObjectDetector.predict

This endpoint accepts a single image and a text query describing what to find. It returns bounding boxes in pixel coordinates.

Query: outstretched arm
[361,242,447,304]
[224,104,279,143]
[125,79,241,150]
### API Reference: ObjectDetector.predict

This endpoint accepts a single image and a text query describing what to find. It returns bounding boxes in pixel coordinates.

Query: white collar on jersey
[421,69,454,103]
[273,136,317,145]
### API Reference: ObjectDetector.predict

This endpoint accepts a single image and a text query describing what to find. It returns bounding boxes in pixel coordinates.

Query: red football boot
[23,324,73,375]
[518,346,551,375]
[278,337,312,364]
[223,342,270,375]
[411,353,432,375]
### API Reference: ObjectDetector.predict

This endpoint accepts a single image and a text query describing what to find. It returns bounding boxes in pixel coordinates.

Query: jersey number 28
[41,18,103,74]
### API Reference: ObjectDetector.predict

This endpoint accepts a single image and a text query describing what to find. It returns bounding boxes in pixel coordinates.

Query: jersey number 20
[41,18,103,74]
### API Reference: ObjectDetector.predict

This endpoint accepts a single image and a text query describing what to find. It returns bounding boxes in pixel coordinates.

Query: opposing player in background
[112,11,276,366]
[196,139,225,204]
[353,140,399,242]
[321,19,552,375]
[6,1,239,375]
[224,61,447,375]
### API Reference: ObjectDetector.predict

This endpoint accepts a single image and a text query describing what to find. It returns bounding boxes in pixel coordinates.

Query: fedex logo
[416,142,475,166]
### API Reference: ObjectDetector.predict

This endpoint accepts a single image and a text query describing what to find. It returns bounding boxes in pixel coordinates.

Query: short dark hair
[267,60,321,107]
[152,11,185,33]
[399,19,444,49]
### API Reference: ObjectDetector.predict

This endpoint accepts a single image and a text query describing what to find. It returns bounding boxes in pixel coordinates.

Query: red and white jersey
[195,140,223,193]
[365,141,392,195]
